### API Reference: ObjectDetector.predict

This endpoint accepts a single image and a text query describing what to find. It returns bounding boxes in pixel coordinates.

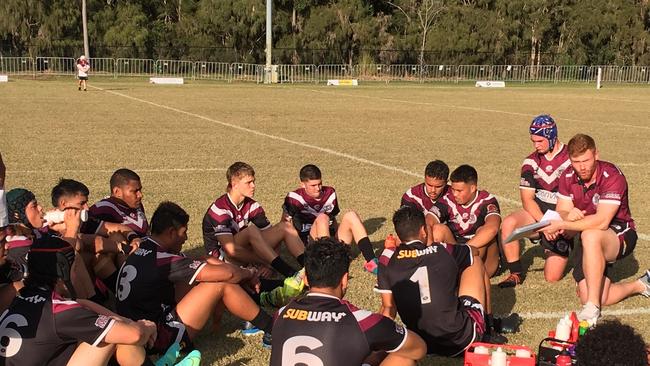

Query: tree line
[1,0,649,66]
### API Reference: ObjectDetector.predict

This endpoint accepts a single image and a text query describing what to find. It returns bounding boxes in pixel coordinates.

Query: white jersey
[77,62,90,77]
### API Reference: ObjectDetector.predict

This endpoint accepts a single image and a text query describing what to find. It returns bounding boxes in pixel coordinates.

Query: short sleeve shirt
[202,194,271,254]
[557,160,635,229]
[0,286,115,366]
[85,197,148,236]
[116,237,206,322]
[433,190,501,240]
[283,186,340,234]
[401,183,449,216]
[270,293,407,366]
[376,240,473,353]
[520,144,571,208]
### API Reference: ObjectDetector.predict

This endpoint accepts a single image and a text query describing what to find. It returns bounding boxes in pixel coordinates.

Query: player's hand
[566,208,586,222]
[128,237,141,255]
[63,208,82,239]
[242,267,261,293]
[540,220,564,241]
[136,319,157,348]
[256,265,275,279]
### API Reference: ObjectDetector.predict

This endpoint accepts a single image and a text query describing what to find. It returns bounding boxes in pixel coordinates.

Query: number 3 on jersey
[409,266,431,304]
[117,265,138,301]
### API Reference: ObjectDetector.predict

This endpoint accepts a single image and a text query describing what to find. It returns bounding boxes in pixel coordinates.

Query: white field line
[309,89,650,131]
[88,85,650,241]
[8,167,225,174]
[517,306,650,320]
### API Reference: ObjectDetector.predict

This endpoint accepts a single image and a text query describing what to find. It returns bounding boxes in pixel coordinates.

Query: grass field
[2,78,650,365]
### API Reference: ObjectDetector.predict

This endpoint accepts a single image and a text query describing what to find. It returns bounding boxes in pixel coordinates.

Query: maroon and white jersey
[0,286,115,366]
[401,183,449,214]
[271,293,407,366]
[520,144,571,209]
[116,237,207,323]
[86,197,148,236]
[283,186,340,235]
[202,194,271,255]
[557,160,635,229]
[4,226,51,279]
[433,191,501,241]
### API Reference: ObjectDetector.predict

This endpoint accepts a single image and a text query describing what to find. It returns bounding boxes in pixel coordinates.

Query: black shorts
[535,198,556,215]
[572,222,637,282]
[78,76,88,80]
[540,235,573,257]
[423,295,485,357]
[301,223,338,245]
[151,310,191,354]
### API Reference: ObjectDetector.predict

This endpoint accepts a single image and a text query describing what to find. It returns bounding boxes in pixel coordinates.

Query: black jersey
[116,237,206,323]
[0,286,115,366]
[271,292,407,366]
[376,240,476,355]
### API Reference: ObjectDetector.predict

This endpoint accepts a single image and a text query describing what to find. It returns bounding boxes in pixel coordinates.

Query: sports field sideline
[1,79,650,365]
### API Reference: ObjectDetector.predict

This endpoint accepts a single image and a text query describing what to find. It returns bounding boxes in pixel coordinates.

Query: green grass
[2,78,650,365]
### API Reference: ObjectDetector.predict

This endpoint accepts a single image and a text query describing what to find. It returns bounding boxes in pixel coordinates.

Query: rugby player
[401,160,452,244]
[117,201,275,353]
[429,165,501,277]
[0,227,158,366]
[271,237,426,366]
[499,115,571,288]
[202,162,304,278]
[540,134,650,322]
[0,152,6,230]
[283,164,378,274]
[377,206,505,356]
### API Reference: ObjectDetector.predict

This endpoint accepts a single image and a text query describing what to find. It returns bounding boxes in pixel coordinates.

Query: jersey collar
[306,292,341,300]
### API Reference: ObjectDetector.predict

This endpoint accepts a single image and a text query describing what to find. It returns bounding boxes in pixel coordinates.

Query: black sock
[296,254,305,267]
[271,257,297,277]
[507,260,523,274]
[102,271,119,291]
[485,313,495,329]
[250,309,273,333]
[357,237,376,262]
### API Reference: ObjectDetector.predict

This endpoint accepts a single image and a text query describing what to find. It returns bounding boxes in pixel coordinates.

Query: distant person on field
[400,160,450,244]
[499,115,572,288]
[540,134,649,323]
[282,164,379,274]
[271,237,426,366]
[77,55,90,91]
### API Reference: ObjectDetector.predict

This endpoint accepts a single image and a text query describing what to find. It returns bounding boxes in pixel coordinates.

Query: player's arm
[552,203,618,232]
[382,331,427,366]
[467,215,501,248]
[103,318,157,347]
[520,188,544,222]
[380,292,397,319]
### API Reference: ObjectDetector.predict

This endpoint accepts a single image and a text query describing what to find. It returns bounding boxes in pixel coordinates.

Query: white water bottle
[490,347,507,366]
[555,315,571,341]
[45,209,88,224]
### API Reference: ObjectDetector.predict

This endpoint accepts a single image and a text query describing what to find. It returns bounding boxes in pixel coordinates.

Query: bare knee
[544,272,563,283]
[501,215,518,231]
[341,211,361,224]
[314,214,330,226]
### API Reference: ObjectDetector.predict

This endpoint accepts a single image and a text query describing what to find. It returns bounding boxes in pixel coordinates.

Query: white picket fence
[2,56,650,84]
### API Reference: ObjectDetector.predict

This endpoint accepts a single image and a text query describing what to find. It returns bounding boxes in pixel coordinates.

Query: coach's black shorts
[540,235,573,257]
[151,310,191,354]
[572,222,637,282]
[78,76,88,80]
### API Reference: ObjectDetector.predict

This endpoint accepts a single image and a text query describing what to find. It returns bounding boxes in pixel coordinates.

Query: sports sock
[271,257,297,278]
[250,309,273,333]
[485,313,495,330]
[296,253,305,267]
[507,260,522,274]
[357,237,376,262]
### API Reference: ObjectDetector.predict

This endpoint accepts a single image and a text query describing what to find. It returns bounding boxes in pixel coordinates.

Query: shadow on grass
[364,217,386,236]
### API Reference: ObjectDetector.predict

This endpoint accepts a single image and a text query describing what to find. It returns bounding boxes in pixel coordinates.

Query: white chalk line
[309,89,650,131]
[8,167,226,174]
[517,306,650,320]
[88,85,650,317]
[87,84,650,244]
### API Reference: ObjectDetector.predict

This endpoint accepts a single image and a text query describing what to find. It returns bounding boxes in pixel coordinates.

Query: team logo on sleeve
[189,260,202,270]
[520,178,531,187]
[95,315,111,329]
[487,204,498,214]
[395,324,405,335]
[592,194,600,205]
[601,192,621,201]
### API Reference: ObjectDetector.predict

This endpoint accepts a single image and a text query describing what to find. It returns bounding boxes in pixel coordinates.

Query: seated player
[202,162,304,278]
[271,237,426,366]
[575,319,648,366]
[377,206,506,357]
[4,188,44,280]
[0,235,158,366]
[499,115,571,287]
[117,201,275,354]
[429,165,501,278]
[540,134,650,322]
[85,168,149,246]
[283,164,378,273]
[0,151,6,230]
[401,160,450,243]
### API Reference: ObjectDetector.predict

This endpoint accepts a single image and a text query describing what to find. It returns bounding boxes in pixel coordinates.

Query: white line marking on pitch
[517,307,650,320]
[8,167,226,174]
[88,85,650,242]
[309,89,650,131]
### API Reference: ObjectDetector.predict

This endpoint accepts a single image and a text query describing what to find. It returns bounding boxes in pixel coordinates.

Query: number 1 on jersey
[409,266,431,304]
